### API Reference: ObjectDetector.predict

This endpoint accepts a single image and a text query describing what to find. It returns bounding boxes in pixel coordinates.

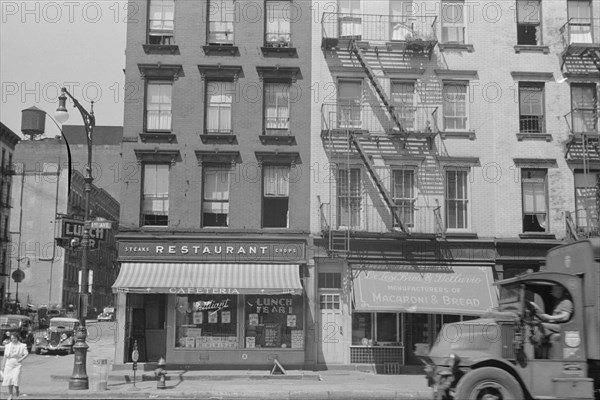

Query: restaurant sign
[353,266,498,315]
[119,241,305,262]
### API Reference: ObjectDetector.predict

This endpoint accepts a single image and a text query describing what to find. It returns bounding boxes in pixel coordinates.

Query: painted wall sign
[118,241,305,262]
[353,266,498,315]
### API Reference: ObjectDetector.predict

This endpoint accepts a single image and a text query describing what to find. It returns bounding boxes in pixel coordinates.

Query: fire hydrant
[154,357,167,389]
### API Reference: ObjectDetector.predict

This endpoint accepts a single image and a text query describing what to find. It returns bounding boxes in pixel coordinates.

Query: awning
[112,263,302,295]
[352,266,498,315]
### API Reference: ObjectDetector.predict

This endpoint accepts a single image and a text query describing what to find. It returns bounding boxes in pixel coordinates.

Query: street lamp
[55,87,95,391]
[13,257,30,307]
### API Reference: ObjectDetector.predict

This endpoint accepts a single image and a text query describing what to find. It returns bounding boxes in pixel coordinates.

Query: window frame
[205,80,234,135]
[207,0,235,45]
[336,167,363,230]
[445,168,470,230]
[519,82,545,134]
[202,163,232,228]
[141,163,170,227]
[570,83,598,134]
[516,0,542,46]
[147,0,175,45]
[145,81,173,132]
[337,79,363,130]
[265,0,292,47]
[521,168,548,233]
[574,171,600,233]
[441,0,466,44]
[442,81,469,131]
[391,80,417,131]
[391,168,416,228]
[263,82,291,134]
[262,164,291,228]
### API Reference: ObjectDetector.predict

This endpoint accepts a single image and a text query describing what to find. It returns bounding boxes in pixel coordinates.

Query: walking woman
[1,332,29,399]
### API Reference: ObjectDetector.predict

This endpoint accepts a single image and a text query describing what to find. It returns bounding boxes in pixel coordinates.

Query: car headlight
[35,338,40,344]
[448,353,461,368]
[61,333,68,340]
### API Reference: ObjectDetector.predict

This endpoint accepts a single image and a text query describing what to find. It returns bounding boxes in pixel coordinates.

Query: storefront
[112,239,309,368]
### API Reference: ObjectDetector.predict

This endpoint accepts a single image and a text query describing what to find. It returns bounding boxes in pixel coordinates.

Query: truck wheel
[454,367,523,400]
[35,347,41,355]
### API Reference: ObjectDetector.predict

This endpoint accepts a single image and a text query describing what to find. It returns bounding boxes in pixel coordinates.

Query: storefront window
[352,313,372,345]
[175,295,238,348]
[244,294,303,349]
[376,313,398,343]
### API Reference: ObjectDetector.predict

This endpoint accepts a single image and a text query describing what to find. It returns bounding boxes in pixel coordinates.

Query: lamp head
[54,91,70,124]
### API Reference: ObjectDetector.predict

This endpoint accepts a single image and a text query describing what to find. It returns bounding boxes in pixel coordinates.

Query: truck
[418,239,600,400]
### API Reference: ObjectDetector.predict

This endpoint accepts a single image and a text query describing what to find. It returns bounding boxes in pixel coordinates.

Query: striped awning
[112,263,302,295]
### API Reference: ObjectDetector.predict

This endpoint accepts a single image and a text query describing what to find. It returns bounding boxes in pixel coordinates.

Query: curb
[50,372,322,382]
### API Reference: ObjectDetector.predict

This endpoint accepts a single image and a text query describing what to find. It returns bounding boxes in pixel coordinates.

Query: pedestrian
[1,332,29,399]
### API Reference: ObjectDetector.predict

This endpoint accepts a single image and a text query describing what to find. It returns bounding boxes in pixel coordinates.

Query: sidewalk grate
[383,362,401,375]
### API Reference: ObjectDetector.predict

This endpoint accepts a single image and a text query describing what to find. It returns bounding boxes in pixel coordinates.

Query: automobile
[0,314,34,354]
[97,307,115,322]
[33,317,79,354]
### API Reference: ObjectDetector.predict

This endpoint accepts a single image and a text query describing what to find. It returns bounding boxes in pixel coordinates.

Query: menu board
[291,330,303,349]
[287,315,296,327]
[221,311,231,324]
[208,312,218,324]
[264,323,280,347]
[193,312,203,324]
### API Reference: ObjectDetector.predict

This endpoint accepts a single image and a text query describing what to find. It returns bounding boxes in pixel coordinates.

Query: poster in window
[291,330,304,349]
[208,311,218,324]
[246,336,255,348]
[221,311,231,324]
[193,312,203,324]
[264,323,280,347]
[249,313,259,326]
[287,314,296,327]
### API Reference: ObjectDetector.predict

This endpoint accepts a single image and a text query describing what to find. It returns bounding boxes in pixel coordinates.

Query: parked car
[33,317,79,354]
[97,311,115,322]
[0,314,34,354]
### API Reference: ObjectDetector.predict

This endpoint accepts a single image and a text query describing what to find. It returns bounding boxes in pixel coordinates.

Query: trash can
[91,358,109,391]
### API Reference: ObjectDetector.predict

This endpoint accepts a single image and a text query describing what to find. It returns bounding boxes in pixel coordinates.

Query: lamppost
[13,257,30,307]
[54,87,95,391]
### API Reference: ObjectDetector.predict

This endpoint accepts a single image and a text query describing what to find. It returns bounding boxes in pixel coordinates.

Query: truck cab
[418,239,600,400]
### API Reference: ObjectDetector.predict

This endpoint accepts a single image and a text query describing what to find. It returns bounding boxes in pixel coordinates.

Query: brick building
[309,0,599,368]
[113,0,314,367]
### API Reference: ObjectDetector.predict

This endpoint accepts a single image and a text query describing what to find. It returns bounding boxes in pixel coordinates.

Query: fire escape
[319,12,444,257]
[561,17,600,240]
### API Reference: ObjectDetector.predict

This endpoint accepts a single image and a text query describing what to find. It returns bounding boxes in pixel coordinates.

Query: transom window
[318,272,342,289]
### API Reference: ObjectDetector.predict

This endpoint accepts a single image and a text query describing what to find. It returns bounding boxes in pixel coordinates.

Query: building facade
[309,0,599,368]
[0,122,21,312]
[113,0,313,367]
[9,129,121,314]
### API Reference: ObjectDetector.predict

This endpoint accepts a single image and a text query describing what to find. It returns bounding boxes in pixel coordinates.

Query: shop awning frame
[112,263,303,295]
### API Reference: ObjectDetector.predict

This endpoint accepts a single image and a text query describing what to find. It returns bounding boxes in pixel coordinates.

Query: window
[142,164,169,226]
[516,0,541,45]
[320,294,341,310]
[205,81,233,134]
[338,0,362,39]
[263,165,289,228]
[1,149,4,171]
[377,313,398,342]
[391,82,416,131]
[146,82,172,131]
[202,165,230,227]
[3,216,7,238]
[337,168,361,229]
[266,1,291,46]
[318,272,342,289]
[522,169,547,232]
[441,1,465,43]
[571,84,597,134]
[445,169,468,229]
[245,294,304,348]
[338,80,362,129]
[208,0,235,45]
[392,169,415,228]
[148,0,174,44]
[5,182,10,206]
[442,82,467,130]
[567,0,592,44]
[390,0,415,40]
[519,83,544,133]
[574,172,600,234]
[264,83,290,133]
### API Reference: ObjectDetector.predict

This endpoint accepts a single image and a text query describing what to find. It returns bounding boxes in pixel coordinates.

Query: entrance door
[318,293,345,364]
[144,294,166,362]
[404,313,434,365]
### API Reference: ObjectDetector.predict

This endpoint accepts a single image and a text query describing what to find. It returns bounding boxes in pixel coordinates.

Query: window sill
[261,45,297,57]
[200,133,237,144]
[514,45,550,54]
[143,44,179,55]
[139,132,176,143]
[203,45,239,56]
[439,130,476,140]
[438,43,474,52]
[260,134,296,145]
[519,233,556,240]
[516,133,552,142]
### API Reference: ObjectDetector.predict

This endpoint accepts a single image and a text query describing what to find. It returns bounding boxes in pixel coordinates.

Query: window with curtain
[567,0,592,44]
[391,81,416,131]
[148,0,174,44]
[263,165,290,228]
[142,164,169,226]
[266,1,291,46]
[208,0,235,44]
[574,172,600,234]
[516,0,541,45]
[571,84,597,134]
[337,168,361,229]
[338,0,362,39]
[446,169,468,229]
[202,164,231,227]
[264,83,290,132]
[146,82,172,131]
[441,0,465,43]
[390,0,415,41]
[443,82,467,130]
[392,169,415,228]
[206,81,233,134]
[522,169,547,232]
[519,83,544,133]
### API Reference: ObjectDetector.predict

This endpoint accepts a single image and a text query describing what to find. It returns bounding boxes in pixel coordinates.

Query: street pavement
[5,321,434,400]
